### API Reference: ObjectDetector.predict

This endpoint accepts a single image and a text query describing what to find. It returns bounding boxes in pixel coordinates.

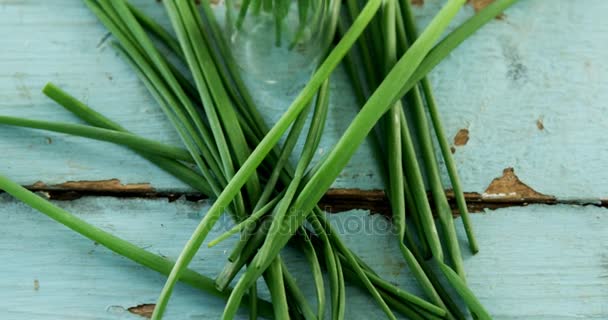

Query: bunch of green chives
[0,0,519,319]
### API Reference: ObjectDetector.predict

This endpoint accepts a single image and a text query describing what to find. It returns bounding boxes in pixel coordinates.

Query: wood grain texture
[0,195,606,319]
[1,1,607,200]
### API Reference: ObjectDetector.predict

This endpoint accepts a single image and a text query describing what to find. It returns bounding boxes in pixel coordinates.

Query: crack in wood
[12,184,575,216]
[11,171,596,214]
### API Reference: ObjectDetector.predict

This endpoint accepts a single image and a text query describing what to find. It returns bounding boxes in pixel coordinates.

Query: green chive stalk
[396,0,465,280]
[0,116,194,162]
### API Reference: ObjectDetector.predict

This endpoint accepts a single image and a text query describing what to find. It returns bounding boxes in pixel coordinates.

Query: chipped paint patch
[29,179,154,193]
[483,168,554,201]
[33,279,39,291]
[128,304,155,318]
[536,117,545,130]
[411,0,424,6]
[468,0,495,11]
[454,128,470,146]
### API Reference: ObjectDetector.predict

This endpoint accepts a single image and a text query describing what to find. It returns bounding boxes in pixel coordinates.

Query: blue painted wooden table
[0,0,607,319]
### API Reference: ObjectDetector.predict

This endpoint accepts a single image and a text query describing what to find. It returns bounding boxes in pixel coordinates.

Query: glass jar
[222,0,331,88]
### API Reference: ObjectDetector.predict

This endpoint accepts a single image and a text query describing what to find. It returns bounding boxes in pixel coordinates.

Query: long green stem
[171,0,263,206]
[342,1,443,266]
[334,251,346,320]
[408,84,466,278]
[42,83,213,196]
[382,0,406,244]
[163,0,238,184]
[248,283,258,320]
[439,262,492,319]
[264,258,290,319]
[281,259,318,320]
[299,232,325,319]
[306,213,341,320]
[400,0,479,255]
[0,116,193,162]
[397,0,465,279]
[255,78,330,268]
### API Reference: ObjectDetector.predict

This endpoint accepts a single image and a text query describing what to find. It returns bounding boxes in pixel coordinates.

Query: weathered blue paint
[1,1,608,319]
[0,195,606,319]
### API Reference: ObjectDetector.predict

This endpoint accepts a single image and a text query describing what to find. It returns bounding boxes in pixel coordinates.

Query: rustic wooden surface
[1,0,607,319]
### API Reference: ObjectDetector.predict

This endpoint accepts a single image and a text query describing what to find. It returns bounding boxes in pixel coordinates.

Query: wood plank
[1,195,606,319]
[1,1,607,200]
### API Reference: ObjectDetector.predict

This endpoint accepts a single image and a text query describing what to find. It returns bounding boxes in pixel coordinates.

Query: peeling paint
[128,304,155,318]
[537,118,545,130]
[483,168,554,201]
[468,0,495,11]
[454,128,470,146]
[29,179,154,193]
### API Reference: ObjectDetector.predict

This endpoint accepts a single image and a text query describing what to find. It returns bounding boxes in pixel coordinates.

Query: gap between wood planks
[15,168,607,216]
[20,185,599,216]
[13,184,608,217]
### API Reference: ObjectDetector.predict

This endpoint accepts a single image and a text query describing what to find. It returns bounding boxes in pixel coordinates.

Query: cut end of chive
[208,239,221,248]
[42,82,56,94]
